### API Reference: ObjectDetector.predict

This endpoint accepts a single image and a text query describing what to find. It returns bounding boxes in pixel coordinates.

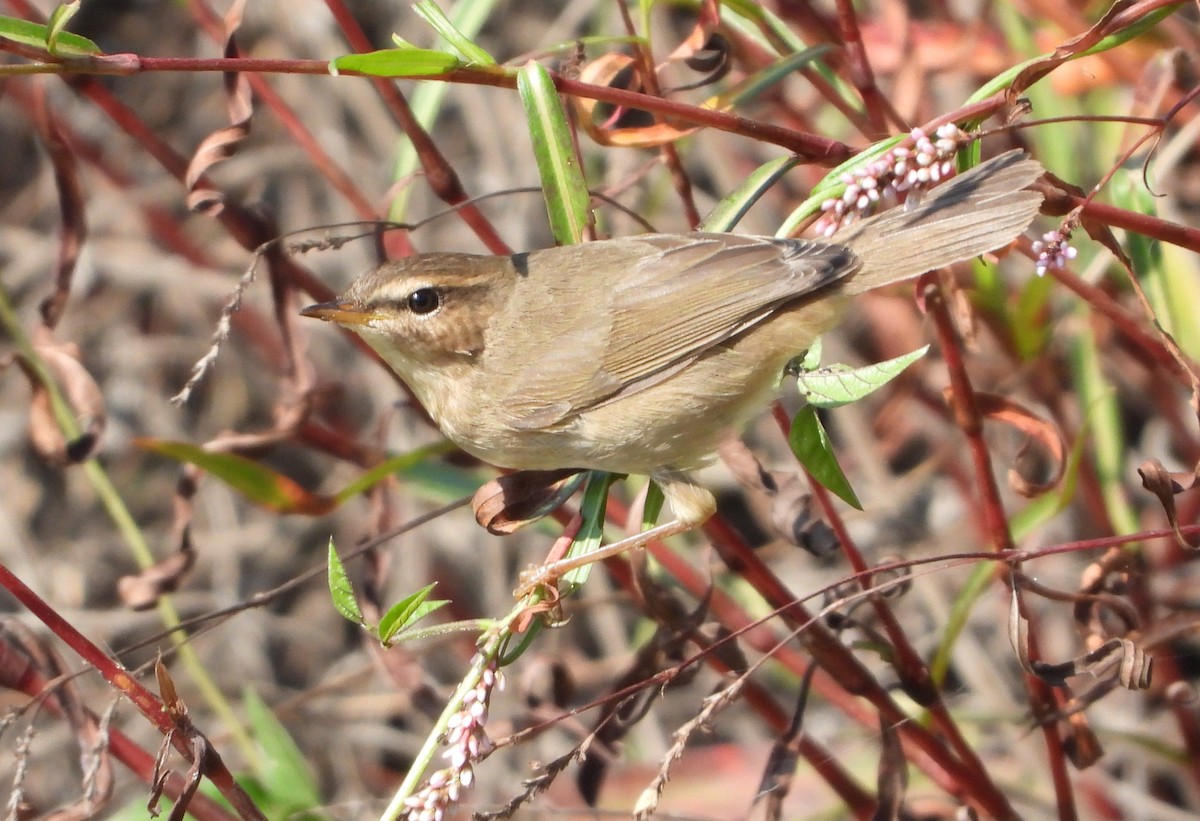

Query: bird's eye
[407,287,440,315]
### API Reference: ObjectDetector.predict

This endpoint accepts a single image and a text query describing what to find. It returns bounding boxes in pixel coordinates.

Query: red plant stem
[698,511,1020,818]
[0,639,238,821]
[320,0,512,255]
[803,472,1011,805]
[926,283,1015,553]
[185,0,386,224]
[101,56,853,162]
[0,562,265,820]
[614,0,701,228]
[598,556,877,819]
[925,283,1078,820]
[39,51,1200,256]
[831,0,893,136]
[587,497,1003,811]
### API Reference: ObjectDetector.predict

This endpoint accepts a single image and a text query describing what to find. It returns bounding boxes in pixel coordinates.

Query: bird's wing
[493,233,859,429]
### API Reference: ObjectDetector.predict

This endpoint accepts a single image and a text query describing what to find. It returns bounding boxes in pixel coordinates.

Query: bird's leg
[516,471,715,599]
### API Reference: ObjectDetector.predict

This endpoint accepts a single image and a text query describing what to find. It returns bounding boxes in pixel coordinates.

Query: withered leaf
[117,547,196,611]
[17,338,106,465]
[973,393,1066,497]
[472,469,585,534]
[1138,458,1199,549]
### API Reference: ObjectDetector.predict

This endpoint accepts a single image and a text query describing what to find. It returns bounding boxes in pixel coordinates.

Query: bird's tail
[837,149,1044,295]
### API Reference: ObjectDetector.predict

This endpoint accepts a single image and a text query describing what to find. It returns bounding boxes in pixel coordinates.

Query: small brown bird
[303,150,1043,550]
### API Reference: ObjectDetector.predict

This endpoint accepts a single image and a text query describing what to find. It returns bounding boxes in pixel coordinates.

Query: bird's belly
[455,345,793,475]
[441,299,841,475]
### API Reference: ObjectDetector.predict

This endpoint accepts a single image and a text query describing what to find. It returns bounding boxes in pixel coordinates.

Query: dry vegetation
[1,1,1199,819]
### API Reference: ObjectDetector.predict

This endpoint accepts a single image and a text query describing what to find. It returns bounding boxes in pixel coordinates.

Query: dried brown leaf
[872,718,908,821]
[117,547,196,611]
[571,54,699,147]
[1138,457,1199,549]
[17,338,105,465]
[472,469,584,534]
[32,86,86,331]
[184,0,252,215]
[1007,1,1134,100]
[974,393,1066,497]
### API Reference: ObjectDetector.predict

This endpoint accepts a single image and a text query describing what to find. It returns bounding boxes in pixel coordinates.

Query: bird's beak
[300,300,377,326]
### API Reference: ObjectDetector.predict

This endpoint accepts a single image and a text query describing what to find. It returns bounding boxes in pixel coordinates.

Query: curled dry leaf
[117,546,195,611]
[717,440,838,556]
[32,84,86,331]
[184,0,252,215]
[472,469,585,534]
[972,392,1066,497]
[1137,457,1199,549]
[571,53,699,147]
[665,0,721,64]
[17,337,106,465]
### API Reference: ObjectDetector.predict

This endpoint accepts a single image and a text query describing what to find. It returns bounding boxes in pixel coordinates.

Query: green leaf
[327,539,364,625]
[796,345,929,409]
[789,406,861,509]
[796,338,823,373]
[641,480,665,530]
[242,687,323,814]
[518,61,590,245]
[0,13,100,56]
[378,583,450,645]
[929,561,993,687]
[332,441,456,505]
[329,47,461,77]
[1115,170,1200,358]
[708,46,831,111]
[1011,271,1053,360]
[412,0,496,65]
[561,471,616,589]
[388,0,504,222]
[776,137,905,237]
[46,2,79,55]
[699,154,799,233]
[136,439,337,514]
[720,0,860,118]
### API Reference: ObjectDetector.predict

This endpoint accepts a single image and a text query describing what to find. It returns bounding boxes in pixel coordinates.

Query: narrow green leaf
[699,154,799,233]
[242,687,322,811]
[789,406,861,509]
[412,0,496,65]
[46,2,80,55]
[776,137,905,237]
[720,0,861,118]
[0,13,99,56]
[1115,170,1200,358]
[641,480,665,531]
[561,471,616,589]
[329,47,461,77]
[518,61,590,245]
[708,46,831,111]
[332,441,456,505]
[136,439,336,514]
[796,345,929,409]
[1011,272,1053,360]
[929,561,993,686]
[327,539,364,625]
[388,0,504,222]
[378,583,450,645]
